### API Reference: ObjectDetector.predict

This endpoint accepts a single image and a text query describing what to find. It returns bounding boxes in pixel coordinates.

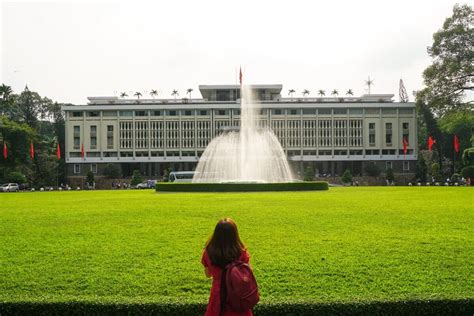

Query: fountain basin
[156,182,329,192]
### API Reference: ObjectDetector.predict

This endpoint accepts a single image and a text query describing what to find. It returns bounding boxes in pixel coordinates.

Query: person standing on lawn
[201,218,259,316]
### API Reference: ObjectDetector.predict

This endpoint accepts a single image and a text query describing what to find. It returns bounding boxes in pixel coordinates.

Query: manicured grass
[0,188,473,312]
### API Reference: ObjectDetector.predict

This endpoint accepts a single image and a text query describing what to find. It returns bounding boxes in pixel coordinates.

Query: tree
[386,168,395,183]
[341,169,352,184]
[438,109,474,155]
[318,90,325,97]
[186,88,193,100]
[133,92,142,99]
[420,4,473,116]
[365,162,381,177]
[120,92,128,98]
[86,171,95,188]
[431,162,441,181]
[103,164,121,178]
[415,154,428,182]
[6,170,27,184]
[303,166,314,181]
[461,165,474,180]
[346,89,354,96]
[171,90,179,100]
[150,90,158,99]
[14,86,53,128]
[331,89,339,96]
[302,89,310,97]
[131,169,143,186]
[288,89,295,98]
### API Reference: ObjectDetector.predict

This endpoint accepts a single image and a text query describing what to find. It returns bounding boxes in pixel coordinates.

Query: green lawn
[0,187,473,308]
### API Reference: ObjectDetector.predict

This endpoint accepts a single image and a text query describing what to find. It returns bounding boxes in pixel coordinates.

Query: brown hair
[205,218,246,268]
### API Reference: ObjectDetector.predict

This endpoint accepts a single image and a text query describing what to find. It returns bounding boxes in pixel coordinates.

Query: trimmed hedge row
[1,299,473,315]
[156,181,329,192]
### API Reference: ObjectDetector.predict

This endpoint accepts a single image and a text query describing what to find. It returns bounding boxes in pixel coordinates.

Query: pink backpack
[220,260,260,313]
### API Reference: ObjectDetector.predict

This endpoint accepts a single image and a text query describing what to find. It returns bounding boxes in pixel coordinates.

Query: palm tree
[0,84,13,101]
[150,89,158,99]
[171,90,179,100]
[120,92,128,98]
[302,89,310,97]
[346,89,354,96]
[186,88,193,100]
[318,90,325,97]
[134,92,142,99]
[331,89,339,96]
[288,89,295,98]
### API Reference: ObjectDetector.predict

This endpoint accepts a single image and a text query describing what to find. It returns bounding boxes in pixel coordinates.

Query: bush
[6,171,27,184]
[131,170,143,186]
[0,299,473,315]
[461,165,474,180]
[303,166,314,181]
[365,162,380,177]
[86,171,94,187]
[462,147,474,166]
[341,169,352,184]
[415,155,428,182]
[156,182,329,192]
[103,164,121,178]
[431,163,441,181]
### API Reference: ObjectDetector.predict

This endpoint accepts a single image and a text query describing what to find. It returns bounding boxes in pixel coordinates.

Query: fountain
[192,84,294,183]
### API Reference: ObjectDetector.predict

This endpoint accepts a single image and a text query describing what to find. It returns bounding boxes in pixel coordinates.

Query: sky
[0,0,467,104]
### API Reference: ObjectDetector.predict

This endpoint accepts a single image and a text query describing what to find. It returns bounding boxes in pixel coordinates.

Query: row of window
[70,108,414,118]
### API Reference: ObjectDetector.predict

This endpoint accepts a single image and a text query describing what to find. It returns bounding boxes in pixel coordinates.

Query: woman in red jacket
[201,218,253,316]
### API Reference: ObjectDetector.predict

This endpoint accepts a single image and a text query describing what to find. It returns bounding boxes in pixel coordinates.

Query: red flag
[403,137,408,156]
[3,143,7,159]
[81,143,85,160]
[56,143,61,160]
[239,67,242,85]
[428,136,435,151]
[30,142,35,159]
[454,135,460,153]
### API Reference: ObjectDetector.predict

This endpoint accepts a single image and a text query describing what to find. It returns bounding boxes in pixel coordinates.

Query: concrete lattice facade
[62,85,417,180]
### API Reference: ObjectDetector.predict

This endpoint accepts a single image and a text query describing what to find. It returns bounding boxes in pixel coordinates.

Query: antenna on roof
[365,76,374,95]
[399,79,409,103]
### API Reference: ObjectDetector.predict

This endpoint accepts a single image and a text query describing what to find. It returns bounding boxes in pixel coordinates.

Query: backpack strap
[219,266,228,316]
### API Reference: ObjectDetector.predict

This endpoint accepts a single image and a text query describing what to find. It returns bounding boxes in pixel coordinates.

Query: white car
[136,181,149,189]
[0,183,20,192]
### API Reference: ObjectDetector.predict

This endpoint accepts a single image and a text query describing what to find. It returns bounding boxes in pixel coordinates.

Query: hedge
[1,299,473,315]
[156,181,329,192]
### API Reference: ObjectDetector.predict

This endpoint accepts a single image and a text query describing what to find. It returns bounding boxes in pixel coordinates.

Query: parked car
[0,183,20,192]
[136,181,149,189]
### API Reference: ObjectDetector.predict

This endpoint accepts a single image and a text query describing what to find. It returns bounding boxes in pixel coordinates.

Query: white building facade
[62,85,417,179]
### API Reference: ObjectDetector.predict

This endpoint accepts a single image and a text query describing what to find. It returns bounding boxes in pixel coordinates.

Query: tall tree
[288,89,295,98]
[14,86,53,128]
[171,90,179,100]
[331,89,339,96]
[302,89,310,97]
[346,89,354,96]
[150,89,158,99]
[120,92,128,98]
[186,88,193,100]
[318,90,326,97]
[421,4,473,116]
[133,91,142,99]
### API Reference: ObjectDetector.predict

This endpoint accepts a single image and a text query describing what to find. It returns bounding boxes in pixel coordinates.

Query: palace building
[62,84,417,180]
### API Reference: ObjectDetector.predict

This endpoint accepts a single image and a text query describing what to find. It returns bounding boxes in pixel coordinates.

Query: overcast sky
[0,0,466,104]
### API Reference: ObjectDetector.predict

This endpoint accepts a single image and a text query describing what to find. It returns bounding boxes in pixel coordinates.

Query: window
[135,111,147,117]
[386,161,393,170]
[90,164,97,174]
[102,111,117,117]
[302,108,316,115]
[152,110,162,116]
[74,164,81,174]
[73,126,80,149]
[183,110,193,116]
[289,109,299,115]
[233,109,241,116]
[87,111,100,117]
[402,122,409,145]
[403,161,410,171]
[333,108,347,115]
[72,111,83,117]
[318,108,331,115]
[216,110,226,116]
[216,90,230,101]
[272,109,283,115]
[199,110,209,116]
[369,123,376,146]
[119,111,133,117]
[385,122,392,145]
[90,126,97,149]
[168,110,177,116]
[107,125,114,149]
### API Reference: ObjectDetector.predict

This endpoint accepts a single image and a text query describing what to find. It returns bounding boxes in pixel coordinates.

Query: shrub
[303,166,314,181]
[431,163,441,181]
[6,171,27,184]
[103,164,121,178]
[462,147,474,166]
[461,165,474,180]
[341,169,352,184]
[131,170,143,186]
[365,162,380,177]
[156,182,329,192]
[86,171,94,187]
[415,155,428,182]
